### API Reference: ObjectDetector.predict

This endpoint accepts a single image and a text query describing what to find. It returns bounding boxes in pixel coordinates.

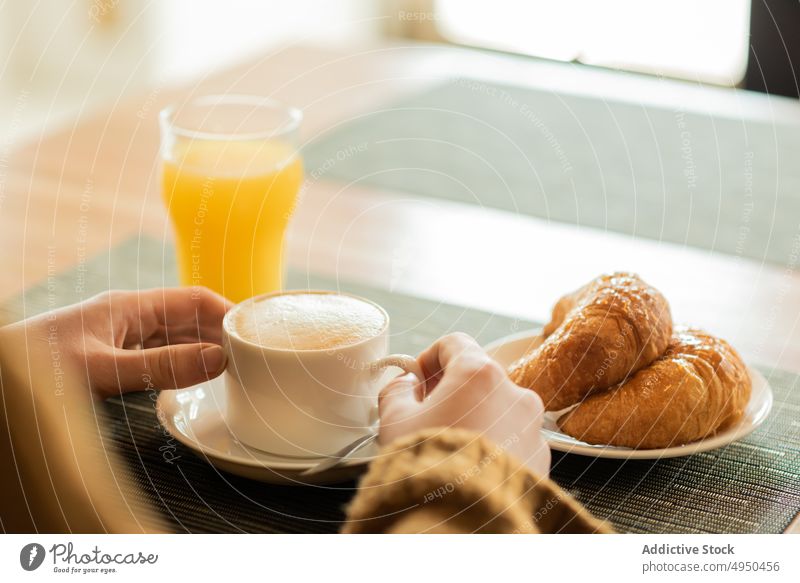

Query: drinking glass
[160,95,303,302]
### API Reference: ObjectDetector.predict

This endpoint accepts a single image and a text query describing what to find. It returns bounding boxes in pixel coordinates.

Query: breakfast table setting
[2,42,799,534]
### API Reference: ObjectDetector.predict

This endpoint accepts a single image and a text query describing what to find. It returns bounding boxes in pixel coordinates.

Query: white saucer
[158,330,773,479]
[485,329,774,460]
[156,377,379,485]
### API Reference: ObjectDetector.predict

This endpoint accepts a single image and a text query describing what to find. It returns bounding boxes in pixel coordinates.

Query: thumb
[112,343,227,392]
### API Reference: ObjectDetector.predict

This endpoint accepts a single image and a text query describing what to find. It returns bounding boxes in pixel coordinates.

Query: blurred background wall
[0,0,382,139]
[0,0,795,143]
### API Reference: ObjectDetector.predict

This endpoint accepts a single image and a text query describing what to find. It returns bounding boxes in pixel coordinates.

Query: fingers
[379,373,421,417]
[416,332,493,391]
[146,287,233,344]
[97,288,232,347]
[378,372,425,445]
[108,342,227,393]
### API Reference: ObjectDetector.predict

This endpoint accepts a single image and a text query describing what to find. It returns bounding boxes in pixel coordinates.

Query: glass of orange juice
[159,95,303,303]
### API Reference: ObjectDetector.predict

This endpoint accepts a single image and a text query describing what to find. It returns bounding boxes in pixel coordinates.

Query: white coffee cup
[222,290,422,457]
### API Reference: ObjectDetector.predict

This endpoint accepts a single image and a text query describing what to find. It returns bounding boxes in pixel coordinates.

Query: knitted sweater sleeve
[343,428,613,534]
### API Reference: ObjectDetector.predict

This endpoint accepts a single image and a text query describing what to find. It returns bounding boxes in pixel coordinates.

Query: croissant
[558,327,752,449]
[508,272,672,411]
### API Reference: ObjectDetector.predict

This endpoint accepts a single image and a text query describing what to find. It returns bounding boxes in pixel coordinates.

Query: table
[3,42,799,533]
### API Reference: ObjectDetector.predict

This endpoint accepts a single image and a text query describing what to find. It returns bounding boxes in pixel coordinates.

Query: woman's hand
[379,333,551,476]
[0,287,232,400]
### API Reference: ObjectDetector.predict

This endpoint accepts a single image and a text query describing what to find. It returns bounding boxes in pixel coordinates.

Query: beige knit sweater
[344,428,613,534]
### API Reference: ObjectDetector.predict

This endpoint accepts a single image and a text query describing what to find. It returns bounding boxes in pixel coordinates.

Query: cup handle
[371,353,425,387]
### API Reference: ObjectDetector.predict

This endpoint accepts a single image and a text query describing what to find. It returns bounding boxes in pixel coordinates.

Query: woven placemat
[304,79,800,267]
[3,235,799,533]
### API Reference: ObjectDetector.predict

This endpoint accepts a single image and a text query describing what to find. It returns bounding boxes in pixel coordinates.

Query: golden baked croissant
[508,272,672,411]
[558,327,752,449]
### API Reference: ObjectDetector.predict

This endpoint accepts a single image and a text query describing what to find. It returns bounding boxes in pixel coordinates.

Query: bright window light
[436,0,751,86]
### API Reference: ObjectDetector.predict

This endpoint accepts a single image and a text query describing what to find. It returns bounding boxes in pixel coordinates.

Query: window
[435,0,751,86]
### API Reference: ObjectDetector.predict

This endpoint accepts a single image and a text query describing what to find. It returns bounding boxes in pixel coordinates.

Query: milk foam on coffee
[233,292,386,350]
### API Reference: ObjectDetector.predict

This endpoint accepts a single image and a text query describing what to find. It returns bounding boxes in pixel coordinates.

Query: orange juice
[162,140,303,302]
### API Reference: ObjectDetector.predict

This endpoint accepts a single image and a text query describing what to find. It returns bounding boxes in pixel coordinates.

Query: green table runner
[2,235,799,533]
[304,79,800,267]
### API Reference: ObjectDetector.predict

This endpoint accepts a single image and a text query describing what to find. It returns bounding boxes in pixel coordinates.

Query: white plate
[156,377,378,485]
[158,329,774,480]
[485,329,774,459]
